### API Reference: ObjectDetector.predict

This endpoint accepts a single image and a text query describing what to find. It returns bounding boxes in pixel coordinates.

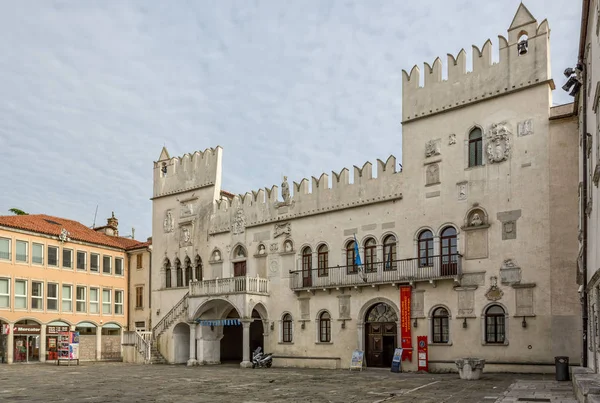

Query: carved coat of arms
[486,122,511,163]
[232,208,246,235]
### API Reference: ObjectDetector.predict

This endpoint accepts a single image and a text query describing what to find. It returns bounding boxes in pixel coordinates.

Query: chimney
[106,212,119,236]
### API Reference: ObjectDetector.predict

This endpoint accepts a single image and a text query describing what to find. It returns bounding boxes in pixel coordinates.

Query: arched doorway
[249,309,264,355]
[365,303,398,368]
[173,322,190,364]
[220,308,242,362]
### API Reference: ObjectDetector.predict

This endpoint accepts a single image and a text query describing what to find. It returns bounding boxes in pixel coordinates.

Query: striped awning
[196,319,241,326]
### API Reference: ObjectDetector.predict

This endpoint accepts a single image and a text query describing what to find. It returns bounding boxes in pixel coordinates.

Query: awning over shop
[47,321,70,327]
[102,323,121,329]
[196,319,241,326]
[75,322,97,328]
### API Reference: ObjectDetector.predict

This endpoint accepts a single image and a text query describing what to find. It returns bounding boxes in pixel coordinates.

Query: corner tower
[401,3,552,123]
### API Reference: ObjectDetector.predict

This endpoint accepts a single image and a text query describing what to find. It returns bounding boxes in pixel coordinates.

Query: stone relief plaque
[425,163,440,186]
[163,210,174,233]
[299,298,310,320]
[425,138,441,157]
[515,286,534,316]
[448,134,456,145]
[486,122,512,163]
[274,222,291,238]
[517,119,533,137]
[232,208,246,235]
[338,295,351,320]
[457,181,468,201]
[485,276,504,301]
[457,288,475,317]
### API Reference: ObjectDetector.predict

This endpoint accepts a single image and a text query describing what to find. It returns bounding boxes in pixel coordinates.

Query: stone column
[187,322,198,366]
[96,326,102,360]
[240,320,252,368]
[7,322,14,364]
[357,321,364,351]
[39,325,47,363]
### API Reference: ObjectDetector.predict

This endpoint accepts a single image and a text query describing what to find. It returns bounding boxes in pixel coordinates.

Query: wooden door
[366,323,383,367]
[234,261,246,277]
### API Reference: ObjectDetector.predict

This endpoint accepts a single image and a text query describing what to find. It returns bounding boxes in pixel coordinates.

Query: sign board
[47,326,70,334]
[349,350,365,371]
[390,348,403,373]
[417,336,428,372]
[69,331,80,359]
[13,325,41,335]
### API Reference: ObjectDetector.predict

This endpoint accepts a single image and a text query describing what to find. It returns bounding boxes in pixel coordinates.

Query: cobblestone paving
[495,379,578,403]
[0,363,577,402]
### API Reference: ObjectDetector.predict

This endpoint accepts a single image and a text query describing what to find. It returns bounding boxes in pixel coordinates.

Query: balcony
[189,276,269,297]
[289,254,462,291]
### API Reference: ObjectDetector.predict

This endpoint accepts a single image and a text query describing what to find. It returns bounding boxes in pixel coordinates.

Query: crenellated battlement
[209,156,402,234]
[402,4,552,122]
[153,146,223,199]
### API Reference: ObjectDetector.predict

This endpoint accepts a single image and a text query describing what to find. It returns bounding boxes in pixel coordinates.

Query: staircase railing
[152,292,189,339]
[136,331,152,363]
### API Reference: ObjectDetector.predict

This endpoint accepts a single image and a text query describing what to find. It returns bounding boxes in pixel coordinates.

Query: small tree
[9,208,28,216]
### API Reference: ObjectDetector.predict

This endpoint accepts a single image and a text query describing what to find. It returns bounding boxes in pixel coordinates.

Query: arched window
[184,257,192,286]
[164,259,172,288]
[194,255,202,281]
[485,305,506,344]
[418,230,434,267]
[432,307,450,343]
[282,314,293,343]
[346,240,357,274]
[468,128,483,167]
[440,227,458,276]
[383,235,397,271]
[317,244,329,277]
[175,259,183,287]
[319,311,331,342]
[364,238,377,273]
[302,247,312,288]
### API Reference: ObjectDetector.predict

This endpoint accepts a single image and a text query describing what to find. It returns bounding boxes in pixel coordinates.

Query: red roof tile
[0,214,147,251]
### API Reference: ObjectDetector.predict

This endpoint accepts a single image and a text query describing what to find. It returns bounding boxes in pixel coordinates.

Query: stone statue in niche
[212,250,221,261]
[274,222,291,238]
[425,138,441,157]
[232,208,246,235]
[470,213,483,227]
[163,210,174,233]
[425,163,440,185]
[258,244,266,255]
[486,122,512,163]
[284,240,293,252]
[517,119,533,137]
[448,134,456,145]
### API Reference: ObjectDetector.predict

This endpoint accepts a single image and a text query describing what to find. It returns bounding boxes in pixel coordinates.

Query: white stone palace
[140,4,581,372]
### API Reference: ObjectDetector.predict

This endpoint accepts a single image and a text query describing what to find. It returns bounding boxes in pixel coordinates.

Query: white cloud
[0,0,581,240]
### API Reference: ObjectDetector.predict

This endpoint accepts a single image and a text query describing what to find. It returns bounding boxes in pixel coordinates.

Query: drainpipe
[127,253,131,332]
[148,245,152,329]
[582,62,589,368]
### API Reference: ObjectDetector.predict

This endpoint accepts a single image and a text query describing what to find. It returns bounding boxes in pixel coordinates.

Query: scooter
[251,347,273,368]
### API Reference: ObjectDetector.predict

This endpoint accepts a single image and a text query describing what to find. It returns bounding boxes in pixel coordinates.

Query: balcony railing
[289,254,462,290]
[189,276,269,297]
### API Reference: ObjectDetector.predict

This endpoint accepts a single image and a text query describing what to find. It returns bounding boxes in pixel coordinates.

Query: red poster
[400,285,413,361]
[417,335,428,371]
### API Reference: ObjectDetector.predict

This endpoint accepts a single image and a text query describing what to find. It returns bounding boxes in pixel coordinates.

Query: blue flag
[353,234,362,266]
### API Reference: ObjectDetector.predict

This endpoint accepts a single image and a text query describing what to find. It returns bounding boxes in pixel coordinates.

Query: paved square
[0,363,578,402]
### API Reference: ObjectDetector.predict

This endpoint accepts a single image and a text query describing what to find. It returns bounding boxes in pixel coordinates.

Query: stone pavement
[0,362,578,402]
[495,379,577,403]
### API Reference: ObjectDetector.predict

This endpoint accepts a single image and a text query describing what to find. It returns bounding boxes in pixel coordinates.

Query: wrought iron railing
[152,292,189,339]
[289,254,462,290]
[189,276,269,297]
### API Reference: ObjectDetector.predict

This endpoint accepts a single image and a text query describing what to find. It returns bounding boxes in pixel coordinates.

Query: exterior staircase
[148,292,190,364]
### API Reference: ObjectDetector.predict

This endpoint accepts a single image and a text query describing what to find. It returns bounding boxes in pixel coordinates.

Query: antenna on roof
[92,205,98,228]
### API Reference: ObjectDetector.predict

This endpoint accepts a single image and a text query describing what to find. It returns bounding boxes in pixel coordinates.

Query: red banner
[400,285,413,361]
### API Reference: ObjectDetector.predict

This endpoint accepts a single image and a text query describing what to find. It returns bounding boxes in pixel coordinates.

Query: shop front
[0,321,8,364]
[46,323,70,361]
[13,322,41,363]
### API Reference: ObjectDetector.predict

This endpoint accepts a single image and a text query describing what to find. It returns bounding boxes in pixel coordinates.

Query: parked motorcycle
[251,347,273,368]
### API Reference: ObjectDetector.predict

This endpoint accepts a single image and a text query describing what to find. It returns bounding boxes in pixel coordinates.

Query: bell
[517,40,528,55]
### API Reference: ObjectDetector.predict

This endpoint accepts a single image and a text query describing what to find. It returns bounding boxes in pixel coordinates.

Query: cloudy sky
[0,1,581,241]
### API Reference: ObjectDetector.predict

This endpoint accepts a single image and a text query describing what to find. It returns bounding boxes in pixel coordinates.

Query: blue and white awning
[196,319,241,326]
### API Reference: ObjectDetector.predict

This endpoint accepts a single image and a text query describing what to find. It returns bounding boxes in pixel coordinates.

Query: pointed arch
[468,126,483,167]
[184,256,192,286]
[174,258,183,287]
[194,254,203,281]
[164,258,172,289]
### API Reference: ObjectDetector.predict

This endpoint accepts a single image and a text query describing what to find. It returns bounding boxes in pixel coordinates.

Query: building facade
[575,0,600,373]
[127,241,152,332]
[0,213,145,364]
[146,4,582,372]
